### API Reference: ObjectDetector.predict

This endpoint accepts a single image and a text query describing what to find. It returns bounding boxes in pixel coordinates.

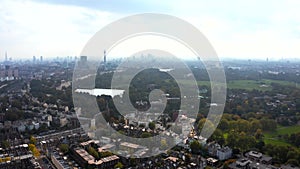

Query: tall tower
[5,51,7,61]
[104,50,107,64]
[33,56,36,63]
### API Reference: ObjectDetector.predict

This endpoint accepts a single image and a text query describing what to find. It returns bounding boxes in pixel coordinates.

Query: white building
[216,146,232,160]
[17,123,26,132]
[33,122,40,130]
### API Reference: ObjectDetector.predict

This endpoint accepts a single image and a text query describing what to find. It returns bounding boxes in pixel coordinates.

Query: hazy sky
[1,0,300,60]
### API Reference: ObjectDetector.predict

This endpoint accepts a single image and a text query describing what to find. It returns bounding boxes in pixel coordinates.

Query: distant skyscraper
[33,56,36,63]
[5,51,7,61]
[78,56,88,69]
[40,56,43,62]
[104,50,107,64]
[80,56,87,62]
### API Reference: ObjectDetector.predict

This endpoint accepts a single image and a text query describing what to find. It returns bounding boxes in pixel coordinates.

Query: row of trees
[197,114,277,137]
[218,115,277,133]
[30,79,73,108]
[264,144,300,166]
[286,132,300,147]
[194,113,300,166]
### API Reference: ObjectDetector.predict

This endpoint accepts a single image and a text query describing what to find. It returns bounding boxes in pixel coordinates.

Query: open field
[196,79,299,91]
[227,80,272,91]
[263,137,291,146]
[263,125,300,147]
[276,125,300,135]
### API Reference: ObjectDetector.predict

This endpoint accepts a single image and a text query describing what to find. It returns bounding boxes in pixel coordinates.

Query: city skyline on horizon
[1,51,300,62]
[1,0,300,60]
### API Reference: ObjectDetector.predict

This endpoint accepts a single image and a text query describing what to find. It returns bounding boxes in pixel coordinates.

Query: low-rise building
[281,165,300,169]
[228,159,251,169]
[207,142,221,157]
[216,146,232,160]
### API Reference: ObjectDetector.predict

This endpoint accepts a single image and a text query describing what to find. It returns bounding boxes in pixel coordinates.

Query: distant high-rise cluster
[32,55,43,63]
[4,51,12,62]
[0,65,19,81]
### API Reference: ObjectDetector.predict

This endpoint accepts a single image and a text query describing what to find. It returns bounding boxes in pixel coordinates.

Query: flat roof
[75,148,95,163]
[120,142,140,149]
[80,140,100,146]
[207,158,218,163]
[165,157,178,162]
[98,144,115,152]
[94,155,119,166]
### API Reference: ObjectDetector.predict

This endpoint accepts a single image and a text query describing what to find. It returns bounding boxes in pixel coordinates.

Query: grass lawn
[179,80,211,87]
[195,79,299,91]
[227,79,299,91]
[263,125,300,147]
[227,80,271,91]
[262,79,299,87]
[223,133,228,139]
[117,78,298,92]
[276,125,300,135]
[263,138,291,147]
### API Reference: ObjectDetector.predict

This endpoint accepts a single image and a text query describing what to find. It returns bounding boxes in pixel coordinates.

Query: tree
[198,118,206,130]
[250,120,262,133]
[88,146,99,159]
[139,123,145,128]
[184,153,191,163]
[114,162,124,169]
[130,158,136,166]
[149,122,156,130]
[254,129,263,140]
[274,145,288,163]
[228,121,238,131]
[30,135,37,145]
[11,100,22,109]
[141,132,152,138]
[160,139,168,150]
[236,105,245,114]
[287,150,299,161]
[223,159,236,169]
[255,140,265,151]
[97,97,106,111]
[0,157,11,163]
[190,140,201,154]
[28,144,40,157]
[237,119,250,133]
[218,119,229,131]
[59,144,69,154]
[1,140,10,149]
[260,118,277,132]
[236,132,256,152]
[100,151,113,158]
[198,118,214,134]
[287,159,299,166]
[210,129,225,145]
[226,131,238,148]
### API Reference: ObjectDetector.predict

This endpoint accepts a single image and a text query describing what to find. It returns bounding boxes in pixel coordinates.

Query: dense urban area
[0,54,299,169]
